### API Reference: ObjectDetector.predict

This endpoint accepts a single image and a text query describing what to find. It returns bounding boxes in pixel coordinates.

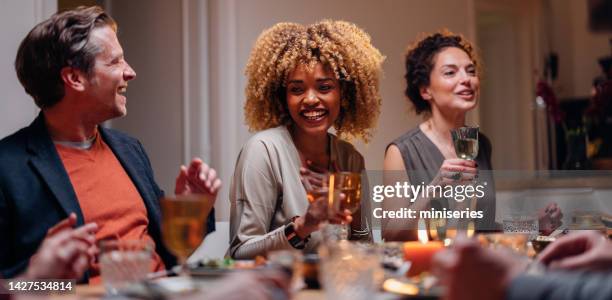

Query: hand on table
[537,231,612,271]
[24,213,98,280]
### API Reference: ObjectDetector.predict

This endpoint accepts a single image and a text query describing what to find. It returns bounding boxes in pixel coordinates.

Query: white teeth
[302,110,326,120]
[118,87,127,94]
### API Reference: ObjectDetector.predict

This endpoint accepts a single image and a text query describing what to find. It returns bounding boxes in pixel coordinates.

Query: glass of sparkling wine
[160,194,214,275]
[450,126,479,235]
[450,126,479,160]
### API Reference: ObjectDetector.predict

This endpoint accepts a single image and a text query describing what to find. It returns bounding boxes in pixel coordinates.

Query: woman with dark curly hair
[228,20,384,258]
[382,31,491,241]
[383,31,562,241]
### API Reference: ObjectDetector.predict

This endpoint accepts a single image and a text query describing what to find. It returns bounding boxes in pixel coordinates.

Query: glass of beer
[307,172,362,241]
[160,194,214,273]
[306,172,362,213]
[331,172,362,214]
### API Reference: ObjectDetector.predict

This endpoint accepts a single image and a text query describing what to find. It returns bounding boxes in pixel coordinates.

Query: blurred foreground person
[432,232,612,300]
[201,269,291,300]
[0,214,95,299]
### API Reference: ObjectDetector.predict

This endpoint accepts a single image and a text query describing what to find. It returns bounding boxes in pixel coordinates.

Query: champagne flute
[450,126,479,236]
[160,194,214,275]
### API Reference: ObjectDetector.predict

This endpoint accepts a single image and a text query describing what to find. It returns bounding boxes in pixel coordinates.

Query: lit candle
[403,219,444,276]
[467,221,475,238]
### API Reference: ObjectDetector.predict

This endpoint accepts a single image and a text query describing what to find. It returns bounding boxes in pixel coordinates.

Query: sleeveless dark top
[389,127,497,230]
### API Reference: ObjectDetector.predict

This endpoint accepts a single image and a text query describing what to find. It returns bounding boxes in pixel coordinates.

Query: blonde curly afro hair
[244,20,384,142]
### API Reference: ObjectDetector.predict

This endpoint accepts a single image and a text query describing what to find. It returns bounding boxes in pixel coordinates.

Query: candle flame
[417,219,428,244]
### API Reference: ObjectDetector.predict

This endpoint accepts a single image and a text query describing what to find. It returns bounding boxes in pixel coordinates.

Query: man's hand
[175,158,222,197]
[537,231,612,271]
[24,213,98,279]
[432,237,525,300]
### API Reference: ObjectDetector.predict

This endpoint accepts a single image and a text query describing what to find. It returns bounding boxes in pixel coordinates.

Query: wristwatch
[284,216,310,249]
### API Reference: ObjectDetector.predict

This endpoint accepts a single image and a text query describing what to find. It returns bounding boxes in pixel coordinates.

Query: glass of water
[502,213,539,240]
[99,239,153,295]
[319,241,380,300]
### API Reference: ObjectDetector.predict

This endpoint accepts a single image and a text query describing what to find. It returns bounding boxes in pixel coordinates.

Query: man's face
[83,25,136,121]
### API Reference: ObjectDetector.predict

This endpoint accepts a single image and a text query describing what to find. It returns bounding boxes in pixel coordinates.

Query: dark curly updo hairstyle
[404,30,478,115]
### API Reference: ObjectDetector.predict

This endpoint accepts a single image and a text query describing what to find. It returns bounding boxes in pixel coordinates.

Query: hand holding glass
[306,172,361,216]
[305,172,361,240]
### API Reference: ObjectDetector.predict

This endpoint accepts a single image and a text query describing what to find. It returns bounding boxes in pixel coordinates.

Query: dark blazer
[0,113,215,279]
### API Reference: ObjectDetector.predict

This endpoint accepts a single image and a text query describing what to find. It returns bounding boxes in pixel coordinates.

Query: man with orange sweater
[0,6,219,282]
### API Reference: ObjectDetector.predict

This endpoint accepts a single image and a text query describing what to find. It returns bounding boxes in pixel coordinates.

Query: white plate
[154,276,199,293]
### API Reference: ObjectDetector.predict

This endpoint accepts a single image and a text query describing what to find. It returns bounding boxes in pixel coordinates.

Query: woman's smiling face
[421,47,480,114]
[286,62,340,137]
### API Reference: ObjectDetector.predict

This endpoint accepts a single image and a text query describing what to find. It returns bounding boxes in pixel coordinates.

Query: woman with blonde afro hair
[229,20,384,258]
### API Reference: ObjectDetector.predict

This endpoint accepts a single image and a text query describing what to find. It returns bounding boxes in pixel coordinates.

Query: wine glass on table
[160,194,214,278]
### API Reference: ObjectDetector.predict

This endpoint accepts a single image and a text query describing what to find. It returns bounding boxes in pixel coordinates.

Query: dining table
[37,228,612,300]
[46,283,404,300]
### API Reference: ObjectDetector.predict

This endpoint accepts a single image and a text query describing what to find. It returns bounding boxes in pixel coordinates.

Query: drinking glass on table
[160,194,214,275]
[503,212,539,241]
[99,239,153,295]
[320,241,379,300]
[306,172,362,241]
